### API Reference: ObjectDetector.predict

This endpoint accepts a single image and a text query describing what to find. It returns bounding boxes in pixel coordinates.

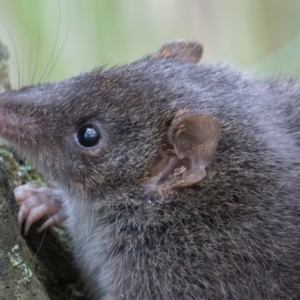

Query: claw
[37,211,66,233]
[25,204,51,235]
[13,184,67,235]
[17,194,41,228]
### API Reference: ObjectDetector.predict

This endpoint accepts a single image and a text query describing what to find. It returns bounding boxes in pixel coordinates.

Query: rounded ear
[145,112,221,192]
[168,113,221,183]
[154,40,203,64]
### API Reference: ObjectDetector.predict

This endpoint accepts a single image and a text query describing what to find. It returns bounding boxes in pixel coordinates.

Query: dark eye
[77,125,101,147]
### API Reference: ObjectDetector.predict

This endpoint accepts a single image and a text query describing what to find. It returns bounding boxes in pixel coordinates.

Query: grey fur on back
[1,41,300,299]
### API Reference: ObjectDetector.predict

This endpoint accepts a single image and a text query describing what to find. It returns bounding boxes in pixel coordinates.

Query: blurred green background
[0,0,300,88]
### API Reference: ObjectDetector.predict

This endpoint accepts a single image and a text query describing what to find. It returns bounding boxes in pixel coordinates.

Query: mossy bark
[0,39,87,300]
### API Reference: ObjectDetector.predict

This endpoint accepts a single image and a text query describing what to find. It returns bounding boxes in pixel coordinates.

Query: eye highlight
[77,125,101,148]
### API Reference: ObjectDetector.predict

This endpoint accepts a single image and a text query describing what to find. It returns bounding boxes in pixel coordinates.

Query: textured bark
[0,39,87,300]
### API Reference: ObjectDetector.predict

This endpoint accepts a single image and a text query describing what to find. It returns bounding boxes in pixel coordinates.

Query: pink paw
[14,183,67,235]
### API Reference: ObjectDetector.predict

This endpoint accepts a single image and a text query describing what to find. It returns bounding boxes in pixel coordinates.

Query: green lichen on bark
[8,245,33,284]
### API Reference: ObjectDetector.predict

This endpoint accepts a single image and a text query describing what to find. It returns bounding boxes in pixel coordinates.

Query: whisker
[31,25,41,85]
[44,0,70,84]
[39,0,61,84]
[0,20,21,88]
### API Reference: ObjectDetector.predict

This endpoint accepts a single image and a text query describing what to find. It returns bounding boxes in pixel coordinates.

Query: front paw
[14,183,67,235]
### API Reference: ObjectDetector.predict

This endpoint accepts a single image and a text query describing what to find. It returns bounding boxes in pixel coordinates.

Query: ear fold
[155,40,203,64]
[168,113,221,186]
[145,112,221,192]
